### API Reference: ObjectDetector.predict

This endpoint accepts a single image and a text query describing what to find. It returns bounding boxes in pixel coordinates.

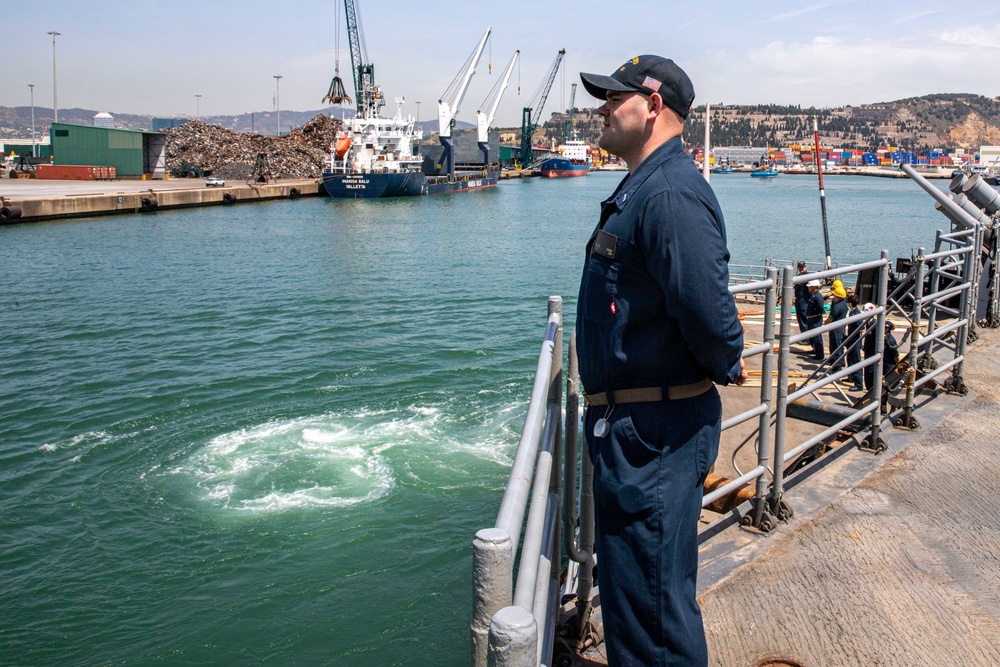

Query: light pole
[47,31,60,123]
[273,75,282,136]
[28,84,36,158]
[195,94,202,118]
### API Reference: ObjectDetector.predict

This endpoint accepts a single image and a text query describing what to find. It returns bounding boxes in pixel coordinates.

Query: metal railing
[471,167,995,666]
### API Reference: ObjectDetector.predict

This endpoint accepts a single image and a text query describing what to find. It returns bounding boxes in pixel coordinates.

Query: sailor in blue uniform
[576,55,746,666]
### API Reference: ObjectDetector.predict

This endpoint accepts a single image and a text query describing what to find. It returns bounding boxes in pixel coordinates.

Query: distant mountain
[0,105,473,139]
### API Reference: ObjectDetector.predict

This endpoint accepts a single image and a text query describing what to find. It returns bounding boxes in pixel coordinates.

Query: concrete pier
[0,178,324,223]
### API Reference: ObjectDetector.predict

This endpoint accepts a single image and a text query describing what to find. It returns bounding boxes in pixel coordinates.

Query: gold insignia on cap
[631,57,640,64]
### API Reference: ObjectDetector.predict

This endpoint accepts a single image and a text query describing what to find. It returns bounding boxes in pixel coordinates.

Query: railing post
[488,606,538,667]
[987,229,1000,327]
[967,223,984,341]
[924,231,943,340]
[769,266,794,520]
[562,332,596,646]
[951,227,977,394]
[866,251,889,451]
[546,297,563,583]
[902,249,925,429]
[472,528,514,667]
[750,267,778,529]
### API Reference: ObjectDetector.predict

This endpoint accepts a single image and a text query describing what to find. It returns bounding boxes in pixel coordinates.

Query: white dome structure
[92,112,115,128]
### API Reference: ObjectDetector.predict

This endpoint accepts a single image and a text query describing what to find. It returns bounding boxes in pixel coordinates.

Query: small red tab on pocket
[610,301,617,315]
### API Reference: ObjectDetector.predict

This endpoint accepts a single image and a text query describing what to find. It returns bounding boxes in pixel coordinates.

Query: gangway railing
[471,170,994,665]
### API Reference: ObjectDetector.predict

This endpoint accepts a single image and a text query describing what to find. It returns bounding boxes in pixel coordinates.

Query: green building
[50,123,167,179]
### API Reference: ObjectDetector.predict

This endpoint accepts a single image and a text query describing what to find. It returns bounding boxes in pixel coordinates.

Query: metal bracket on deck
[741,508,780,533]
[943,378,969,396]
[767,496,794,522]
[859,433,887,453]
[892,413,920,430]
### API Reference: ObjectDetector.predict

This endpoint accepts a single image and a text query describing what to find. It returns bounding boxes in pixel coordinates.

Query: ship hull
[322,167,499,198]
[539,158,590,178]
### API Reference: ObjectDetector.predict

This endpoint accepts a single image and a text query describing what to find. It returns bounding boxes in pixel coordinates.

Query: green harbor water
[1,172,948,665]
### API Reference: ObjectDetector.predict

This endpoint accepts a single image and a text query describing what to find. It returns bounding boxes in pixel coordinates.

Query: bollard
[472,528,513,667]
[488,606,538,667]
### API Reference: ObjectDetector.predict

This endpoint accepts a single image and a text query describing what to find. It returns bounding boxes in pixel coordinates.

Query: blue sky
[5,1,999,128]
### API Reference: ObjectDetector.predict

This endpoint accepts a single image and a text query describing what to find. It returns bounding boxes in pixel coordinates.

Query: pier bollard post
[487,605,537,667]
[472,528,513,667]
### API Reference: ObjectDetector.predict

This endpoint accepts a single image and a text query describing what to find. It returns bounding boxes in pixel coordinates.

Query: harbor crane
[323,0,382,119]
[476,50,520,166]
[437,28,492,178]
[517,48,565,166]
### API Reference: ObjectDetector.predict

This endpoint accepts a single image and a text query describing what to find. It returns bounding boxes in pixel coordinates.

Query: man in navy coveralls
[576,56,746,666]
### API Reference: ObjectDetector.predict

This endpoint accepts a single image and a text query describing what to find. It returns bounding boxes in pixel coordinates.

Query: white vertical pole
[48,31,60,123]
[702,103,711,182]
[29,84,36,158]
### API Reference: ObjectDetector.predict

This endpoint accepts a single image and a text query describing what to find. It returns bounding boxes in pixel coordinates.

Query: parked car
[205,176,225,187]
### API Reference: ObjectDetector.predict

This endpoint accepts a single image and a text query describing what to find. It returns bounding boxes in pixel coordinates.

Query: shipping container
[35,164,117,180]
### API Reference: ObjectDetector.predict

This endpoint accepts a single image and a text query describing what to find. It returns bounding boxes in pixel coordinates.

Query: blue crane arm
[343,0,382,118]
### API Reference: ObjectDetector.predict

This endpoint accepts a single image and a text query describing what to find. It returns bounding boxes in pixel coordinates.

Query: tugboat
[713,159,734,174]
[321,3,516,198]
[751,155,779,178]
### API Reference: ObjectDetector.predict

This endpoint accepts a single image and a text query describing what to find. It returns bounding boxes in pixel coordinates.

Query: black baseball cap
[580,55,695,118]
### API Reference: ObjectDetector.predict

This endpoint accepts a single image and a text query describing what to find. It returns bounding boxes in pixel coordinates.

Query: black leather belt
[583,378,713,406]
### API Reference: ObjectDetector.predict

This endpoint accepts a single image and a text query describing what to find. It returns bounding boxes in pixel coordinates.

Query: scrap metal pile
[164,116,341,180]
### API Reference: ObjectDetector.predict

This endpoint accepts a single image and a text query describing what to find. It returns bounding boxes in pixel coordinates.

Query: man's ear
[647,93,665,119]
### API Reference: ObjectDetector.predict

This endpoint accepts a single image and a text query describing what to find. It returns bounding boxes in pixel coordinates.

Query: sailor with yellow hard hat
[825,280,850,370]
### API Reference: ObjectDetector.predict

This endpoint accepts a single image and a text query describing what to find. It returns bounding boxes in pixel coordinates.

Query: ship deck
[576,323,1000,666]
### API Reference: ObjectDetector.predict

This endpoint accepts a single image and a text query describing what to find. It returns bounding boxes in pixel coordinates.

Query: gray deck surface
[698,324,1000,666]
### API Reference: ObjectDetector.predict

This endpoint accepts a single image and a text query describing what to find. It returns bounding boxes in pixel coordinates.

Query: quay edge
[0,179,324,224]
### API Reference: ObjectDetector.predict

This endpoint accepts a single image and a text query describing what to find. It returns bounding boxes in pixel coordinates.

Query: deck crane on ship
[517,49,565,167]
[437,28,491,180]
[476,50,520,167]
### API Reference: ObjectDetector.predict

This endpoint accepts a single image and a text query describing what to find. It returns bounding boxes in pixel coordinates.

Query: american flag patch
[642,76,661,91]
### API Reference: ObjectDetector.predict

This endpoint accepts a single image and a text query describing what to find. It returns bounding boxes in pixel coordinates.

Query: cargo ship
[321,104,499,198]
[321,8,515,199]
[538,139,591,178]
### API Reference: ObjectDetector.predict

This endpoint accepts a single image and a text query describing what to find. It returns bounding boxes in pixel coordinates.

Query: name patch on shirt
[592,230,618,259]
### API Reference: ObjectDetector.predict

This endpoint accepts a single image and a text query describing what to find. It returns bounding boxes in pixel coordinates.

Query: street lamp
[47,31,60,123]
[273,75,282,136]
[195,94,202,118]
[28,84,36,157]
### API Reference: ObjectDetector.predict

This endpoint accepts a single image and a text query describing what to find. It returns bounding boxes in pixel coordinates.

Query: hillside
[4,94,1000,154]
[539,93,1000,153]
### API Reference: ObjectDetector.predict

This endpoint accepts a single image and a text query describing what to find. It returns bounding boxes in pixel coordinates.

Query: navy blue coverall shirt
[576,137,744,666]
